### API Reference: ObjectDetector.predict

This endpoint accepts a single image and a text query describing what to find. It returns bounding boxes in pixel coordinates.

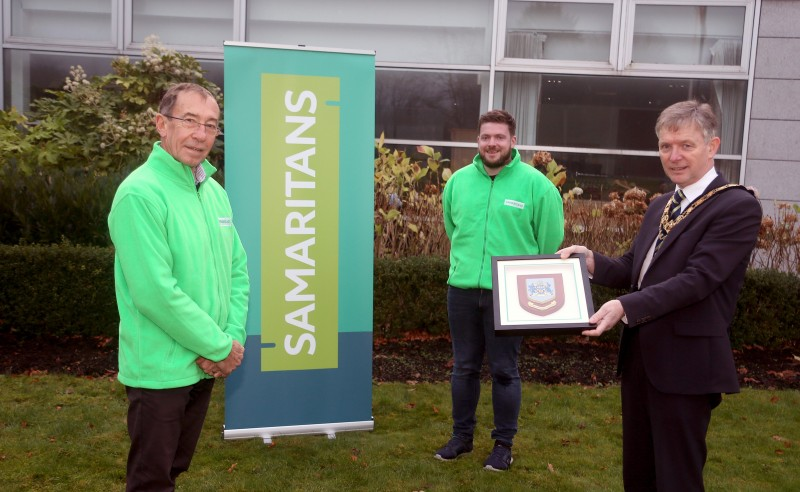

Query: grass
[0,375,797,491]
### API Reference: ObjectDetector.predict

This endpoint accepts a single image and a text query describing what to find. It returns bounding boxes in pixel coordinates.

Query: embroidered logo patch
[504,199,525,210]
[218,217,233,227]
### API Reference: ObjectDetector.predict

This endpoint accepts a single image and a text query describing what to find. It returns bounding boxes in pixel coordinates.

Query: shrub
[374,256,449,337]
[1,248,797,346]
[562,188,654,257]
[373,135,449,258]
[730,268,800,347]
[0,36,222,175]
[0,243,117,338]
[750,202,800,275]
[0,163,130,247]
[0,37,224,247]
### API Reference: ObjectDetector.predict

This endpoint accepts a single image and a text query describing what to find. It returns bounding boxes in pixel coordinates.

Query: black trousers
[125,378,215,492]
[620,331,721,492]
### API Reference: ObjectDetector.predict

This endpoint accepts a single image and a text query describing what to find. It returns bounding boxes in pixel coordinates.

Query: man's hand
[195,356,222,378]
[557,244,595,275]
[195,340,244,378]
[214,340,244,377]
[583,299,624,337]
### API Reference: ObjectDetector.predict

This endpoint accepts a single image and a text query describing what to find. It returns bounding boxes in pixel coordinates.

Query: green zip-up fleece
[109,143,249,389]
[443,148,565,290]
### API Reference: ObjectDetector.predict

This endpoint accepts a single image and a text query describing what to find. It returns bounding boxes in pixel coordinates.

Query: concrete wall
[747,0,800,215]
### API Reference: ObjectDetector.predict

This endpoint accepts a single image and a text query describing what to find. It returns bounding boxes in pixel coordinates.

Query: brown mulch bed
[1,332,798,390]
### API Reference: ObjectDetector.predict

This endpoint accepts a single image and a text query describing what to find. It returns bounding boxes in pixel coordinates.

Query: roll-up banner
[223,42,375,442]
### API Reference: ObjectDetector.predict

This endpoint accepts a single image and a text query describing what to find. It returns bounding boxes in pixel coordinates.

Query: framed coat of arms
[491,254,595,335]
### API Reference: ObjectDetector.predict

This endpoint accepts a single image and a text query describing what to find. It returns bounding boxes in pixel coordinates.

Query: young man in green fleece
[435,110,564,471]
[109,82,249,491]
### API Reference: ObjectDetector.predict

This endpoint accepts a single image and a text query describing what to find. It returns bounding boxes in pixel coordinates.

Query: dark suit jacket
[592,175,762,395]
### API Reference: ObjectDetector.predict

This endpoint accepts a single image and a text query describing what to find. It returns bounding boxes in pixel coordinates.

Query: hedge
[0,243,117,337]
[1,245,797,348]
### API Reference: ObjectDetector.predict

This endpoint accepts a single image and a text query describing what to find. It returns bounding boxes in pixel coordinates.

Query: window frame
[496,0,622,72]
[122,0,237,55]
[621,0,756,76]
[3,0,120,50]
[496,0,755,77]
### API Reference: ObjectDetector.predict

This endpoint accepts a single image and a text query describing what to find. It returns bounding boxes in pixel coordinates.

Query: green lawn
[0,375,797,491]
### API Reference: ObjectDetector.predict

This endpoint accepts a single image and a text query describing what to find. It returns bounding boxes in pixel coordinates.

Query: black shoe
[483,441,513,471]
[434,437,473,461]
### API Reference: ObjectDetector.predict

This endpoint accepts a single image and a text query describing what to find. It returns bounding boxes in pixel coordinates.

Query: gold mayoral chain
[658,184,748,238]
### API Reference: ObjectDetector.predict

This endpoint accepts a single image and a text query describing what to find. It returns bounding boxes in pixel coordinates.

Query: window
[494,72,746,152]
[498,0,754,72]
[130,0,234,50]
[629,2,750,71]
[3,50,114,111]
[8,0,115,46]
[246,0,494,65]
[492,0,754,192]
[376,69,483,143]
[501,0,619,67]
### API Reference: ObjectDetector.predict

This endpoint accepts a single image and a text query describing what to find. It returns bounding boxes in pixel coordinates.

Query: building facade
[1,0,797,212]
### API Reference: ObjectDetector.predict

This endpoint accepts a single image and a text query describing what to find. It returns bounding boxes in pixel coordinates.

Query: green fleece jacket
[443,148,565,290]
[108,143,249,389]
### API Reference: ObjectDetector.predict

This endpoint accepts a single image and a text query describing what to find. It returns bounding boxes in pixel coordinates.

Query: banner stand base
[223,419,374,444]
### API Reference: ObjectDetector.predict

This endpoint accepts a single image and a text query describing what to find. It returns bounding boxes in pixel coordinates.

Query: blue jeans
[447,286,523,445]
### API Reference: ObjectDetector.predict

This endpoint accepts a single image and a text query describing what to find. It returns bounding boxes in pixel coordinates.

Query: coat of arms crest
[516,274,565,316]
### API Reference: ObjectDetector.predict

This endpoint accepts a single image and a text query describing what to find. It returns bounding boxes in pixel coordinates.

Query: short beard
[480,149,512,169]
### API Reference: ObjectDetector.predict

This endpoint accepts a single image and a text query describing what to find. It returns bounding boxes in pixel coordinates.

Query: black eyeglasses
[162,114,223,136]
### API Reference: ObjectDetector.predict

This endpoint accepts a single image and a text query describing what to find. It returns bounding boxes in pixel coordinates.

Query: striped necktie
[655,189,686,251]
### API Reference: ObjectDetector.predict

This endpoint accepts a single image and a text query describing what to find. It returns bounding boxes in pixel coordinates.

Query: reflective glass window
[3,50,114,111]
[632,4,747,66]
[9,0,113,43]
[520,151,741,199]
[376,69,483,144]
[3,49,223,112]
[493,72,746,154]
[131,0,233,48]
[246,0,494,65]
[504,1,615,63]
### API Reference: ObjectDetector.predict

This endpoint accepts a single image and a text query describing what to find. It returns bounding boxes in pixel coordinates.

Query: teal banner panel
[223,42,375,441]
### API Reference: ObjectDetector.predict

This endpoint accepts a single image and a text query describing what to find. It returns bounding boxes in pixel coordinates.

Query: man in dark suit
[559,100,762,491]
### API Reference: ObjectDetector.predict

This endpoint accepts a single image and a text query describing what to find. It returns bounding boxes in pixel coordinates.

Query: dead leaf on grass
[227,463,237,473]
[772,435,792,446]
[547,463,556,473]
[767,370,800,379]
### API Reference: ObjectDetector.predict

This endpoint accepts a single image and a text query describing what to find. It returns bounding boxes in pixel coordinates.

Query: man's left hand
[583,299,624,337]
[195,357,224,378]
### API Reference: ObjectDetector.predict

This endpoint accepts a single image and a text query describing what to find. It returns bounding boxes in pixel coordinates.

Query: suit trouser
[620,330,720,492]
[125,378,215,492]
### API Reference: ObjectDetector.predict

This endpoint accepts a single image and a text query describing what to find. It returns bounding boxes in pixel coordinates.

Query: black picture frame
[492,253,595,336]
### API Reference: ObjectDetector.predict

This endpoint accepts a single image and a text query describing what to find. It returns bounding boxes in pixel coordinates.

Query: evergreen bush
[730,268,800,347]
[5,247,794,348]
[0,244,116,338]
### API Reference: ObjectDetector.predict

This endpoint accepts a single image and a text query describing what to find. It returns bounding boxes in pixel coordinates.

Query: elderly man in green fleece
[109,82,249,492]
